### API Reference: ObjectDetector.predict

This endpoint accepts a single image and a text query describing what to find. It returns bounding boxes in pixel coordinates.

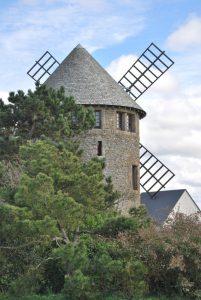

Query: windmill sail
[140,143,175,198]
[27,51,60,83]
[118,43,174,101]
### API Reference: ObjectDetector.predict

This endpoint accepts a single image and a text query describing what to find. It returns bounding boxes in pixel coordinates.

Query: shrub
[129,213,201,299]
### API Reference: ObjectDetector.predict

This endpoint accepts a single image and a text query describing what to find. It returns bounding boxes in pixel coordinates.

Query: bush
[125,213,201,299]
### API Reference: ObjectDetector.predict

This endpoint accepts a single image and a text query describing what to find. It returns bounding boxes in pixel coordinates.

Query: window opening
[132,165,138,190]
[116,112,123,130]
[95,111,101,128]
[127,114,135,132]
[97,141,102,156]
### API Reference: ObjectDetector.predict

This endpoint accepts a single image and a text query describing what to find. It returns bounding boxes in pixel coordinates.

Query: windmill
[27,43,175,200]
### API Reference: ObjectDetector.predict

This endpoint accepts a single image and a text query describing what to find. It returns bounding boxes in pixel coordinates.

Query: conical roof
[45,44,146,118]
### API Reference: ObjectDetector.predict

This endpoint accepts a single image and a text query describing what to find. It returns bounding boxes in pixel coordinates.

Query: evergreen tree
[0,83,95,158]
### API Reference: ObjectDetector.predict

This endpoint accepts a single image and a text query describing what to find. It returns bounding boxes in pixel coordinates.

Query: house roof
[45,44,146,119]
[141,189,186,224]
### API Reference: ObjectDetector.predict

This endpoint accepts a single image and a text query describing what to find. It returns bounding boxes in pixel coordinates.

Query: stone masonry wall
[78,106,140,214]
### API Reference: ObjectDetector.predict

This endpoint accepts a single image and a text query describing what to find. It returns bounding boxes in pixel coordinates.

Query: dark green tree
[0,138,120,295]
[0,83,95,158]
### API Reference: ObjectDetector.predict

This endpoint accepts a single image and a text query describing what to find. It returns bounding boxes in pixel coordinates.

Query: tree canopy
[0,83,94,158]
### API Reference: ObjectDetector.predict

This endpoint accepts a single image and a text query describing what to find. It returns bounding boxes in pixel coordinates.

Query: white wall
[168,190,201,221]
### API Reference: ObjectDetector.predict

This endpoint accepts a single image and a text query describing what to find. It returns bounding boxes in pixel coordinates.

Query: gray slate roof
[45,44,146,119]
[141,189,186,224]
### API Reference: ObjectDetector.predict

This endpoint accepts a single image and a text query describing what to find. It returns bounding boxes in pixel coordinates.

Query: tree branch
[0,236,50,250]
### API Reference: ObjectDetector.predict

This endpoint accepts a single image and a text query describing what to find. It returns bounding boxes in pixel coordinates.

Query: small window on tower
[97,141,102,156]
[116,112,123,130]
[132,165,138,190]
[127,114,135,132]
[95,110,101,128]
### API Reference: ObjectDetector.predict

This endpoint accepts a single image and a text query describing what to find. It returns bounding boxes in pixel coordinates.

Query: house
[141,189,201,224]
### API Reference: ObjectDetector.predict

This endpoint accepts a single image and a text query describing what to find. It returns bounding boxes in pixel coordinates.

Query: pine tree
[0,83,95,158]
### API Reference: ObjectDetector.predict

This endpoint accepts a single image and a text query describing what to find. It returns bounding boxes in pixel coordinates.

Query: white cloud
[149,72,179,95]
[140,81,201,209]
[106,54,138,81]
[0,91,9,103]
[0,0,147,92]
[166,15,201,51]
[140,93,201,157]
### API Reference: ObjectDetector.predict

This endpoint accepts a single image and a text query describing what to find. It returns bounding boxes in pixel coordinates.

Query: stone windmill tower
[27,43,174,213]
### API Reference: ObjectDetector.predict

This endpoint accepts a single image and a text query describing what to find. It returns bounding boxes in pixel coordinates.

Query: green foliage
[0,295,65,300]
[129,205,152,228]
[64,270,93,300]
[55,235,148,300]
[0,83,95,158]
[0,139,119,295]
[122,214,201,299]
[0,85,119,297]
[0,201,56,294]
[0,160,22,204]
[96,206,151,238]
[0,293,189,300]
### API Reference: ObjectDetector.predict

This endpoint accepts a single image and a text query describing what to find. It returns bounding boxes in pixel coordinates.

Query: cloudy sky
[0,0,201,208]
